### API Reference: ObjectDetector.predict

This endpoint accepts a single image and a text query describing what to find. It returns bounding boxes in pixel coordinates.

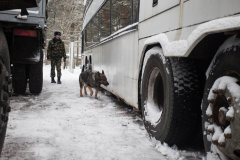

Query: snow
[144,34,184,56]
[206,123,224,142]
[144,16,240,57]
[216,35,240,54]
[206,151,221,160]
[24,54,40,62]
[219,107,227,113]
[16,14,27,20]
[206,104,213,116]
[1,65,203,160]
[226,106,234,118]
[2,65,165,160]
[144,101,162,127]
[205,122,210,130]
[218,133,225,143]
[206,35,240,78]
[224,125,231,134]
[8,9,39,14]
[152,139,203,160]
[187,16,240,46]
[207,124,214,134]
[166,68,170,74]
[210,124,223,142]
[208,144,229,160]
[207,76,240,105]
[155,143,181,160]
[207,134,212,142]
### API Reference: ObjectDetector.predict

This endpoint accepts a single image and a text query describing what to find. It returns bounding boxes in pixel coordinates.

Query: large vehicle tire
[29,47,43,94]
[29,62,43,94]
[0,28,11,154]
[140,46,203,148]
[12,64,27,94]
[202,35,240,159]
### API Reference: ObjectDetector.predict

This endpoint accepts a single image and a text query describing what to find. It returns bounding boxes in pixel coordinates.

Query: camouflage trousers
[50,59,62,77]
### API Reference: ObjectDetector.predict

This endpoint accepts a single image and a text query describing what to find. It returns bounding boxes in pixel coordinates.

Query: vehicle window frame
[83,0,139,51]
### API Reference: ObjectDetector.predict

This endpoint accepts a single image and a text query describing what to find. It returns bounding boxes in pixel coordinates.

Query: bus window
[99,0,111,41]
[86,22,92,47]
[133,0,139,23]
[111,0,132,34]
[92,13,100,44]
[81,31,84,53]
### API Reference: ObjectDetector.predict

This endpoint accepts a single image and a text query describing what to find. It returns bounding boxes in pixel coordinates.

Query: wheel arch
[138,29,240,111]
[138,43,162,111]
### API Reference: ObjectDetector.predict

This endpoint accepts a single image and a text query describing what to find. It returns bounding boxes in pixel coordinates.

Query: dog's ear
[102,70,105,74]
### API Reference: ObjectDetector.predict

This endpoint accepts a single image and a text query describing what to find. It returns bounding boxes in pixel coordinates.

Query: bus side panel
[139,6,180,40]
[182,0,240,28]
[139,0,180,21]
[91,31,139,108]
[139,0,240,41]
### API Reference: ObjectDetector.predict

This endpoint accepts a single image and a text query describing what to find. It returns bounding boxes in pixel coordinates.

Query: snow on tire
[202,35,240,159]
[140,46,203,148]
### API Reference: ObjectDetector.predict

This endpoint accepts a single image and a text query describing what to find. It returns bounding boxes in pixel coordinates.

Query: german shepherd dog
[79,66,109,99]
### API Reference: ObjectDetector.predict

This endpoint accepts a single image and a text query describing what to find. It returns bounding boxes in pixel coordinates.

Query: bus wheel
[140,46,203,147]
[202,35,240,159]
[12,64,27,94]
[0,28,11,154]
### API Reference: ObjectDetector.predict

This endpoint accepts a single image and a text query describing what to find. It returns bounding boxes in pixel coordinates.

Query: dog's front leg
[95,87,99,99]
[87,86,93,96]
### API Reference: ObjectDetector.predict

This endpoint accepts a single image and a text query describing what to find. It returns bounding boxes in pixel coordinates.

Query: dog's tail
[82,65,85,73]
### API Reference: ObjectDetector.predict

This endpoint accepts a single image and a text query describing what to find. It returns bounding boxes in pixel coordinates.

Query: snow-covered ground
[1,65,203,160]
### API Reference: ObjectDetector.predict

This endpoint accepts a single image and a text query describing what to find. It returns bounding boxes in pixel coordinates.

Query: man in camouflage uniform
[47,31,66,84]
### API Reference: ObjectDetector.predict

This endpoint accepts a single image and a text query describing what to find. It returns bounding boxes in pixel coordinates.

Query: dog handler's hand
[47,59,50,61]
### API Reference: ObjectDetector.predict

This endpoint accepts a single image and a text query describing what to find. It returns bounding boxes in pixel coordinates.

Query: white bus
[82,0,240,158]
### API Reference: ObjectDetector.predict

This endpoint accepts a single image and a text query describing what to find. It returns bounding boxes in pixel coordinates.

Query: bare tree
[45,0,84,65]
[47,0,84,41]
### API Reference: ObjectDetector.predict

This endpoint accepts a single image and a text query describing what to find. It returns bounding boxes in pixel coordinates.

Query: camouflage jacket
[47,38,66,60]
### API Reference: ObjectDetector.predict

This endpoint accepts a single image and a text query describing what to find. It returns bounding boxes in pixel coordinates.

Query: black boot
[51,77,56,83]
[57,77,61,84]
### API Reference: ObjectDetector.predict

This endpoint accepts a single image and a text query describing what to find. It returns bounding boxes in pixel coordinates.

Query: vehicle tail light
[13,29,37,37]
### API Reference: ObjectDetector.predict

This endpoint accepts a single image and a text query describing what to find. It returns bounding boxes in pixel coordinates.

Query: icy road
[1,65,203,160]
